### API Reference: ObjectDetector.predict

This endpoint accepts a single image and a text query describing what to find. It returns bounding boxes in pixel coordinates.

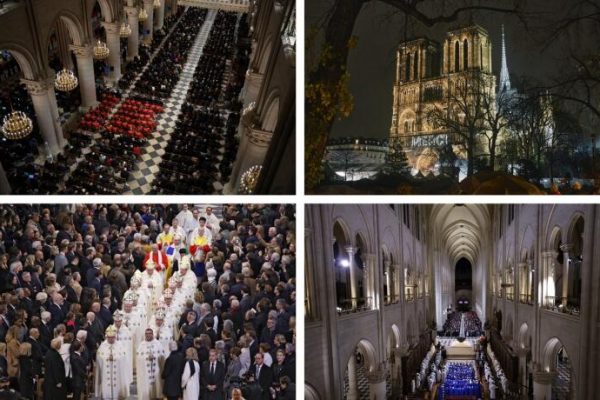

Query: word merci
[410,134,448,148]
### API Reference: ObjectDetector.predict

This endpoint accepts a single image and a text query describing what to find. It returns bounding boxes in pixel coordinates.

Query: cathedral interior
[305,204,600,400]
[0,0,295,194]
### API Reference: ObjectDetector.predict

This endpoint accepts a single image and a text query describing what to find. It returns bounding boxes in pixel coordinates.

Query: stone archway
[345,339,378,400]
[542,337,574,400]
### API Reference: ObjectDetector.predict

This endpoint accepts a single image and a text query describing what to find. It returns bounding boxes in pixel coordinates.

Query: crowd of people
[134,8,207,99]
[442,311,481,337]
[151,106,234,194]
[150,10,247,194]
[60,91,162,194]
[186,11,237,107]
[0,203,296,399]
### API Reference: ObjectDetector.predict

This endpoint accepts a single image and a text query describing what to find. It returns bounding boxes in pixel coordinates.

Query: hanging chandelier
[153,0,161,8]
[54,68,79,92]
[239,165,262,194]
[139,8,148,22]
[119,22,132,38]
[93,40,110,60]
[2,110,33,140]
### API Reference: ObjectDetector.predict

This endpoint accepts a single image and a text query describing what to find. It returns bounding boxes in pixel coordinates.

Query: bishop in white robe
[141,260,164,314]
[113,311,134,384]
[136,329,167,400]
[95,325,130,400]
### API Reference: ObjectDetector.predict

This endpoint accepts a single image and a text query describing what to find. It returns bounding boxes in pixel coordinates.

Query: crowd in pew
[133,8,208,99]
[186,11,237,107]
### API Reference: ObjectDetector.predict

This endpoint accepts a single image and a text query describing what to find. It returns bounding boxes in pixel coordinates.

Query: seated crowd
[186,11,237,107]
[0,203,296,400]
[151,105,237,194]
[134,8,208,99]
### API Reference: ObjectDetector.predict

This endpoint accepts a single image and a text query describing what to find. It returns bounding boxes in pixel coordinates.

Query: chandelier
[54,68,79,92]
[239,165,262,194]
[119,22,132,38]
[139,8,148,22]
[153,0,161,8]
[1,110,33,140]
[93,40,110,60]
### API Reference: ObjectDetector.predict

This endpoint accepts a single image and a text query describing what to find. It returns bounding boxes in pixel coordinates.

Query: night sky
[306,0,596,140]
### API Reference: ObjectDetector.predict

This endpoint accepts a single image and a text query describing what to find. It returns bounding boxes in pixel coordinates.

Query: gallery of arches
[305,204,600,400]
[0,0,295,194]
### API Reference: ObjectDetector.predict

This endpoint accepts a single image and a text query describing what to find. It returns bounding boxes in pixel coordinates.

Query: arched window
[454,41,460,72]
[463,39,469,69]
[405,53,411,81]
[414,50,419,80]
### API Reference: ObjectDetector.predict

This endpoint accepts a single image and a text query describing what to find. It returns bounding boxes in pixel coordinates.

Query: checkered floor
[123,9,218,194]
[344,364,392,400]
[552,357,571,400]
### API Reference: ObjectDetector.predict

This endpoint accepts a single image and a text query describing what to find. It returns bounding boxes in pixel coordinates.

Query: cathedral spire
[500,24,511,93]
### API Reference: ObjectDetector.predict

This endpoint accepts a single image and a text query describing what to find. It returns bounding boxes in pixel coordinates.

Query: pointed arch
[463,38,469,69]
[0,44,37,80]
[454,41,460,72]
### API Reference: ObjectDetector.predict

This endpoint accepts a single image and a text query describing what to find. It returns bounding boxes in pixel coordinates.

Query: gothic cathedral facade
[389,25,499,176]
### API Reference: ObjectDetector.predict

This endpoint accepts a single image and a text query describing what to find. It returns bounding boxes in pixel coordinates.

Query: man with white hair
[178,257,198,292]
[95,325,130,399]
[200,207,221,236]
[40,310,53,347]
[136,328,167,400]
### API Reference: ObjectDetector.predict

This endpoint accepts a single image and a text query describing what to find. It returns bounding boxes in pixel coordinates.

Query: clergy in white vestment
[181,347,201,400]
[121,293,144,368]
[149,309,173,352]
[201,207,221,236]
[136,328,167,400]
[95,325,130,400]
[113,310,134,384]
[141,260,164,314]
[178,257,199,292]
[175,205,197,242]
[169,218,187,245]
[124,273,150,318]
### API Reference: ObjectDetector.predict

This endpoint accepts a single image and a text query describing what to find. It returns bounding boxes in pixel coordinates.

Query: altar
[445,339,476,360]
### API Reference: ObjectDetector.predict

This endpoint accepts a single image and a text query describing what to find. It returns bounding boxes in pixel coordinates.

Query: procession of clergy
[95,254,198,400]
[93,206,273,400]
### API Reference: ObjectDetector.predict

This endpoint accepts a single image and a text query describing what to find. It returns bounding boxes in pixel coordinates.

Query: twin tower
[390,25,508,175]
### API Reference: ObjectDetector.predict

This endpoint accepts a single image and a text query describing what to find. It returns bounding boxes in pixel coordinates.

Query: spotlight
[340,259,350,268]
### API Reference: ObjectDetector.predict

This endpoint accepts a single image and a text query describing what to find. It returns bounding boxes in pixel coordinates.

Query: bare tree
[426,73,489,176]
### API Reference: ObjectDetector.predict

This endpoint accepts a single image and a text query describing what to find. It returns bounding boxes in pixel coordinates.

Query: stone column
[142,0,155,45]
[362,253,374,308]
[45,80,65,148]
[125,5,139,60]
[22,79,60,156]
[70,44,97,110]
[517,348,529,391]
[559,243,572,306]
[346,245,358,309]
[56,20,74,70]
[391,348,405,397]
[155,0,165,30]
[384,260,391,304]
[346,355,359,400]
[102,22,122,84]
[226,101,273,193]
[532,370,555,400]
[241,68,264,107]
[367,366,388,400]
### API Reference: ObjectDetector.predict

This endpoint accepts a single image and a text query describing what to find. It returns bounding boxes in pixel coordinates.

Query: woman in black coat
[272,349,293,383]
[161,345,185,400]
[43,341,66,400]
[18,344,34,399]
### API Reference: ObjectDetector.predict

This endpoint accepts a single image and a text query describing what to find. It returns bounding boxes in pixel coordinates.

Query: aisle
[124,9,217,194]
[459,312,466,337]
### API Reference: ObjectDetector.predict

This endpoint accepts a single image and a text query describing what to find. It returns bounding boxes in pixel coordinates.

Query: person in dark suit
[201,349,226,400]
[43,339,66,400]
[246,352,273,400]
[275,376,295,400]
[25,328,44,377]
[70,341,86,400]
[38,313,52,349]
[18,343,34,400]
[161,342,185,400]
